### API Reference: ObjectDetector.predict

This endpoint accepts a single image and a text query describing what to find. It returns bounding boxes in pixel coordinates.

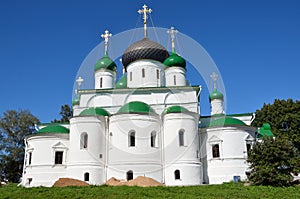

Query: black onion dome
[122,38,169,68]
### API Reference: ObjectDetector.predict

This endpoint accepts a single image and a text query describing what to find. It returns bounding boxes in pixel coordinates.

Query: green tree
[52,104,73,123]
[0,110,39,182]
[252,99,300,149]
[247,137,300,186]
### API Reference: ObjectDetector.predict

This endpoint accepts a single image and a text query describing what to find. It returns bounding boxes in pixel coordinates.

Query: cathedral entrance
[126,170,133,181]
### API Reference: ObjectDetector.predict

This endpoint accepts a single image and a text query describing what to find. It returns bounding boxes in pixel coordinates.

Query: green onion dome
[209,88,224,101]
[72,97,80,106]
[79,107,110,116]
[122,38,169,68]
[163,52,186,68]
[118,101,155,114]
[94,55,117,72]
[209,117,246,127]
[38,125,69,134]
[163,106,189,114]
[116,74,127,89]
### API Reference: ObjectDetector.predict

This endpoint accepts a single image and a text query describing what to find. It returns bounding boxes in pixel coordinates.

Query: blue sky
[0,0,299,123]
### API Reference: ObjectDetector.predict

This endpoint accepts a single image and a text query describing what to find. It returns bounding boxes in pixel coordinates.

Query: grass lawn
[1,183,300,199]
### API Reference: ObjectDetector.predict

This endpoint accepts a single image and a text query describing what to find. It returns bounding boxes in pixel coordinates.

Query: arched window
[142,68,145,78]
[150,131,157,147]
[212,144,220,158]
[156,69,159,79]
[80,133,88,149]
[127,170,133,181]
[130,72,132,81]
[100,77,103,88]
[179,130,184,146]
[173,75,177,85]
[28,152,32,165]
[129,131,135,147]
[174,170,180,180]
[84,172,89,181]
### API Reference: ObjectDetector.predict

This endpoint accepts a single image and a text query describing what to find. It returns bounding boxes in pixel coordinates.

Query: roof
[116,74,127,89]
[94,55,117,71]
[257,123,274,138]
[209,88,224,101]
[208,116,247,127]
[122,38,169,67]
[118,101,155,114]
[37,125,69,134]
[164,52,186,68]
[79,107,110,116]
[163,106,190,114]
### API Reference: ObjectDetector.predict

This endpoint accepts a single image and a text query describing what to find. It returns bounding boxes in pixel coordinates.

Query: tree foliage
[252,99,300,149]
[0,110,39,182]
[247,137,300,186]
[52,104,73,123]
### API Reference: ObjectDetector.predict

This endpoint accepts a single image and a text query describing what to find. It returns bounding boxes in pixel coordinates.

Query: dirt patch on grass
[53,178,89,187]
[106,176,163,187]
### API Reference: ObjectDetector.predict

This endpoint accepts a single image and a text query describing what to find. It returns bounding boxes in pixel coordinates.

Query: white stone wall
[165,67,186,87]
[210,99,224,115]
[22,134,69,187]
[94,70,115,89]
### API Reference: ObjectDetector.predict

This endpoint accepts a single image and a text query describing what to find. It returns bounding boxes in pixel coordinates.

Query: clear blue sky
[0,0,299,123]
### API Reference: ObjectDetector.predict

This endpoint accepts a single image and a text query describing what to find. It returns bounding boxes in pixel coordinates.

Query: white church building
[21,5,257,187]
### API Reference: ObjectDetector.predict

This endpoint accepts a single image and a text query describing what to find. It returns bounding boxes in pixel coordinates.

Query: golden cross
[138,4,152,38]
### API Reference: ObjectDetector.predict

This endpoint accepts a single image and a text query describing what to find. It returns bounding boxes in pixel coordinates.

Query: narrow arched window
[150,131,157,147]
[129,131,135,147]
[142,68,145,78]
[84,172,89,181]
[80,133,88,149]
[130,72,132,81]
[100,77,103,88]
[179,130,184,146]
[212,144,220,158]
[156,69,159,79]
[28,152,32,165]
[174,170,180,180]
[127,170,133,181]
[173,75,177,85]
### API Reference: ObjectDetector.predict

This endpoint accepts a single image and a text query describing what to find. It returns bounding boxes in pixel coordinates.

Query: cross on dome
[210,72,218,89]
[167,27,178,53]
[138,4,152,38]
[101,30,112,56]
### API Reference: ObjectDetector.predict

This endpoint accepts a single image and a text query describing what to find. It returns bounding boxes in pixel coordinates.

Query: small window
[84,172,89,181]
[129,131,135,147]
[150,131,157,147]
[130,72,132,81]
[80,133,88,149]
[156,69,159,79]
[246,143,251,155]
[174,170,180,180]
[212,144,220,158]
[55,151,63,164]
[179,130,184,146]
[100,77,103,88]
[142,68,145,78]
[28,152,32,165]
[127,170,133,181]
[173,75,177,85]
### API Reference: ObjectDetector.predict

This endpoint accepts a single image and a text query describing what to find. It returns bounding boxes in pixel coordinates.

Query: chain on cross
[101,30,112,55]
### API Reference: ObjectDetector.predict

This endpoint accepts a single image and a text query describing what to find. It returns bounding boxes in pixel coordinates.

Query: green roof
[163,106,190,114]
[72,96,80,106]
[209,116,246,127]
[94,55,117,71]
[164,52,186,68]
[257,123,274,138]
[209,88,224,101]
[116,74,127,89]
[118,101,155,114]
[79,107,110,116]
[38,125,69,134]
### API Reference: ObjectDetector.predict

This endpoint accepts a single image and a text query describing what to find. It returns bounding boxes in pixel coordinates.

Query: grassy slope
[1,183,300,199]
